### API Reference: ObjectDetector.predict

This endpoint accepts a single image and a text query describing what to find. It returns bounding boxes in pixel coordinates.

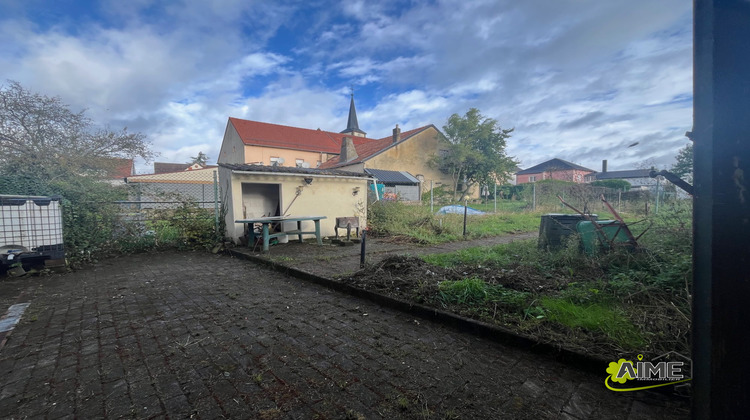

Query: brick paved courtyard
[0,251,689,419]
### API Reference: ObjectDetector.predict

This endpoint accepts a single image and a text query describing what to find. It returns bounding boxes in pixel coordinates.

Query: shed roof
[365,168,420,185]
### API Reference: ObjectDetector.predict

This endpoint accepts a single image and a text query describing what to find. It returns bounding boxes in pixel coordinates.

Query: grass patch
[368,200,540,244]
[540,297,646,350]
[438,277,531,312]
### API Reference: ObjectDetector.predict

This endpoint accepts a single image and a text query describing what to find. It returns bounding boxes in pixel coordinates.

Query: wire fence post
[494,183,497,212]
[463,199,468,237]
[532,182,536,211]
[213,170,220,235]
[430,180,434,213]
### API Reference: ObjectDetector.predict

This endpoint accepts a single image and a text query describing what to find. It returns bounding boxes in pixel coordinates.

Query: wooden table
[235,216,327,252]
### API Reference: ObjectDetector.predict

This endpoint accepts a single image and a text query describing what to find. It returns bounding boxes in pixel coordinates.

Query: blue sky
[0,0,693,174]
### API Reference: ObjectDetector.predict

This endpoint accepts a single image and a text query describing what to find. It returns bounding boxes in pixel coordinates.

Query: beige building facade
[219,164,371,243]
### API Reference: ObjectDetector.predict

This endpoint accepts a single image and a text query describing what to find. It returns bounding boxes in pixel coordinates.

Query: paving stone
[0,250,690,419]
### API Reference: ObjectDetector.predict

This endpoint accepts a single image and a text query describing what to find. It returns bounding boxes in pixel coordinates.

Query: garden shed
[365,168,421,201]
[219,163,372,244]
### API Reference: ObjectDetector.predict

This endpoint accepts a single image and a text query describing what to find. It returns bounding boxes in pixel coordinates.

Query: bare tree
[0,80,154,180]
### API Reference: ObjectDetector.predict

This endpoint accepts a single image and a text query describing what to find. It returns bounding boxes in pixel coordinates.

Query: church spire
[341,93,366,137]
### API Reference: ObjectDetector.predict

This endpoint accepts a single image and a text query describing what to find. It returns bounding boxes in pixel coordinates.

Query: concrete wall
[386,185,420,201]
[218,123,246,165]
[220,167,369,243]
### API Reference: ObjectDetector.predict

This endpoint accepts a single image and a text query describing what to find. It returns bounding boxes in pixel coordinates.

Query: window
[270,157,282,166]
[529,176,537,182]
[296,159,305,167]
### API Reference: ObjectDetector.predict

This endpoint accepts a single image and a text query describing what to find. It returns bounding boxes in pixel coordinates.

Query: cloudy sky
[0,0,693,174]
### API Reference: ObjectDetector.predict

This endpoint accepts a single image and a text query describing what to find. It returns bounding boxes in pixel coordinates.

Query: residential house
[218,96,378,169]
[218,95,455,196]
[515,158,595,184]
[589,160,658,191]
[318,124,455,195]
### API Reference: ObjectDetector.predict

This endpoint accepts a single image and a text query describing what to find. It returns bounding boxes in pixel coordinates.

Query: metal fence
[59,170,223,260]
[426,180,685,216]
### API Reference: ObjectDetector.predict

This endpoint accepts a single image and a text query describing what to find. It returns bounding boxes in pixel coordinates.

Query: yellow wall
[363,127,456,193]
[242,145,333,168]
[220,167,369,243]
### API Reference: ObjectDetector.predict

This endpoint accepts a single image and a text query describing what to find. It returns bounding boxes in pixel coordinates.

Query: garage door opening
[241,183,281,220]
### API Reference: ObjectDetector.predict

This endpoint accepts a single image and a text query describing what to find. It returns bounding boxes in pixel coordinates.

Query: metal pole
[618,189,621,213]
[360,229,366,268]
[213,171,219,234]
[430,180,434,213]
[532,183,536,211]
[463,200,468,237]
[655,176,661,214]
[494,183,497,212]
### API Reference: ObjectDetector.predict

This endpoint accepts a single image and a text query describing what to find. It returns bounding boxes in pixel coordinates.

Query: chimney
[602,159,608,173]
[392,124,401,143]
[340,137,358,163]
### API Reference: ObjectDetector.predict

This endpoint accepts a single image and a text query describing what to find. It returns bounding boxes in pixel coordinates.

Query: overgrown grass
[540,297,647,350]
[367,200,540,244]
[416,200,693,357]
[438,277,531,312]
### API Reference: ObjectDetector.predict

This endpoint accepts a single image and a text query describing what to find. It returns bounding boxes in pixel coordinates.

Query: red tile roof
[107,158,135,178]
[229,117,379,154]
[318,125,435,169]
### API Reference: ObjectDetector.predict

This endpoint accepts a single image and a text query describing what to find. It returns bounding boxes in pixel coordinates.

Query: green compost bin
[538,214,597,250]
[576,220,633,255]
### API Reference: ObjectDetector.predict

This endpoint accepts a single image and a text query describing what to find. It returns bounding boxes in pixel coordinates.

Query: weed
[397,396,409,411]
[541,297,646,350]
[253,373,263,384]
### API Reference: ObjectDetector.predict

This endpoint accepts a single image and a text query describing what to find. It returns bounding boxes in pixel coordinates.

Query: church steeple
[341,93,366,137]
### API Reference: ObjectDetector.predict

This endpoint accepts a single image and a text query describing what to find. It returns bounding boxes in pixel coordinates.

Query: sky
[0,0,693,174]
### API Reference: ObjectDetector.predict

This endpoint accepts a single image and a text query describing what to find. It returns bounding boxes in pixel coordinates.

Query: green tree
[432,108,517,201]
[671,143,693,182]
[0,81,154,263]
[188,151,209,166]
[591,179,631,191]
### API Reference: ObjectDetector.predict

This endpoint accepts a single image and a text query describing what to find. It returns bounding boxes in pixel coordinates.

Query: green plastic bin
[576,220,633,255]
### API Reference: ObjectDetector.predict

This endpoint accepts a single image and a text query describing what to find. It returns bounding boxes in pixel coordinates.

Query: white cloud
[0,0,694,174]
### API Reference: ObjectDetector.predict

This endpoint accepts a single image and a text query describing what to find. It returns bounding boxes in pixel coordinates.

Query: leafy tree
[188,151,209,166]
[591,179,631,191]
[432,108,518,201]
[0,80,154,184]
[671,143,693,182]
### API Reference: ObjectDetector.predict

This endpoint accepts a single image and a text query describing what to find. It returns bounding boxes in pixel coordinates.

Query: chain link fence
[57,170,223,264]
[425,179,685,216]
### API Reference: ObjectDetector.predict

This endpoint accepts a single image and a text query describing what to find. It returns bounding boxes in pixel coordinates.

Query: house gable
[218,120,247,165]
